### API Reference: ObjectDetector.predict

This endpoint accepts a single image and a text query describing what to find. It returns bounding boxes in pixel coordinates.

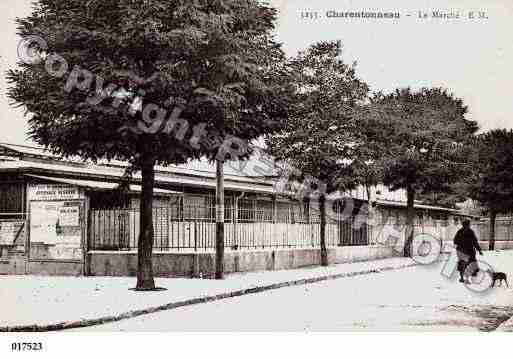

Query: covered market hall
[0,143,473,277]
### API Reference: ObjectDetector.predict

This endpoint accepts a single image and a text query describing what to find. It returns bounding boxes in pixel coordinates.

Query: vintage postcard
[0,0,512,357]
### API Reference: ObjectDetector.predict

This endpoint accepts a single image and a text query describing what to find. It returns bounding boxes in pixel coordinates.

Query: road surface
[73,251,513,331]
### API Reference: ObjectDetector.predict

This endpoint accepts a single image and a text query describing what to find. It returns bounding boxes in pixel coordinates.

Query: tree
[266,41,369,266]
[363,88,478,257]
[348,138,383,202]
[7,0,291,288]
[464,129,513,250]
[343,139,384,231]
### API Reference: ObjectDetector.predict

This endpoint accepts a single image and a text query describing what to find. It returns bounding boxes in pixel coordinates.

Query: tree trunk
[489,210,496,251]
[136,154,156,290]
[404,184,415,257]
[215,159,225,279]
[319,194,328,266]
[364,176,371,202]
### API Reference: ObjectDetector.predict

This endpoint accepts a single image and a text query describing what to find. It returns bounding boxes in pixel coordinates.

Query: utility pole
[215,159,225,279]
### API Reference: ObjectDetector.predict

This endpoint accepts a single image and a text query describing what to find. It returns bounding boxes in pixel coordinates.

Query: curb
[495,316,513,332]
[1,261,417,332]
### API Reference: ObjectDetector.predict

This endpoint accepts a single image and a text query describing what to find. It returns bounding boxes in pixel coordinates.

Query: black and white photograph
[0,0,512,357]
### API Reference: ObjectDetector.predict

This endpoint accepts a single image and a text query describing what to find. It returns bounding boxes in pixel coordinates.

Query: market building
[0,143,476,277]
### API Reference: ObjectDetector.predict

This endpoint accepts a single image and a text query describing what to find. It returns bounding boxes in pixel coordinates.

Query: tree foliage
[367,88,477,193]
[463,129,513,249]
[266,40,369,265]
[465,129,513,213]
[266,41,369,194]
[8,0,290,164]
[8,0,292,288]
[362,87,477,255]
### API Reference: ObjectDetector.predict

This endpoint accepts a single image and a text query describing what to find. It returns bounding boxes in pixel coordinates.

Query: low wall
[26,260,83,276]
[480,241,513,251]
[87,252,197,277]
[330,245,396,264]
[0,253,83,276]
[440,240,513,252]
[87,245,399,278]
[0,255,26,275]
[493,242,513,250]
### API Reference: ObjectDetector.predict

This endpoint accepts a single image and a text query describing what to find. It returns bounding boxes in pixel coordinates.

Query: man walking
[454,219,483,283]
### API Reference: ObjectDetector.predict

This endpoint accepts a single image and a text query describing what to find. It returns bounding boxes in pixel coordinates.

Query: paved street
[74,251,513,332]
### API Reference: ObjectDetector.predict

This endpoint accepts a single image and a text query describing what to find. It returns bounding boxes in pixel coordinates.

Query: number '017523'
[11,342,43,351]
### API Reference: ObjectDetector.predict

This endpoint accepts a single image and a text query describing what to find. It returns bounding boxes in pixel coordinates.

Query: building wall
[0,182,24,213]
[0,177,481,276]
[473,218,513,242]
[374,205,463,238]
[87,245,397,277]
[0,181,27,274]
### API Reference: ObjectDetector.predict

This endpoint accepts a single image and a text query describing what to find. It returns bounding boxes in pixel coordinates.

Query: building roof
[375,199,478,217]
[0,143,285,195]
[26,175,182,195]
[0,158,280,195]
[0,143,474,215]
[0,143,60,159]
[0,142,279,181]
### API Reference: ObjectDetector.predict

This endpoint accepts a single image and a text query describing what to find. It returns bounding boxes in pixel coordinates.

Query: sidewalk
[1,256,418,331]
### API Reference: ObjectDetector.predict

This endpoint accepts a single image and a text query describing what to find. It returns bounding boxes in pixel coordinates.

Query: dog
[486,269,509,288]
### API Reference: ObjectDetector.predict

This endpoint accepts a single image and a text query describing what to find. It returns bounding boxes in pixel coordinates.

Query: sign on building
[28,183,84,201]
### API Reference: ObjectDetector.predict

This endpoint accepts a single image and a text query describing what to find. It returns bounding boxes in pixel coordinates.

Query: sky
[0,0,512,145]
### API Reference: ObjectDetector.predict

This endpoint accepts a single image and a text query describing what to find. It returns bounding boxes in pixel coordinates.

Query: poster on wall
[58,206,80,227]
[29,200,83,260]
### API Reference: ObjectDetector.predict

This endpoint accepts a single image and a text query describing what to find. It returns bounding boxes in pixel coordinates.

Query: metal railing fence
[89,203,370,251]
